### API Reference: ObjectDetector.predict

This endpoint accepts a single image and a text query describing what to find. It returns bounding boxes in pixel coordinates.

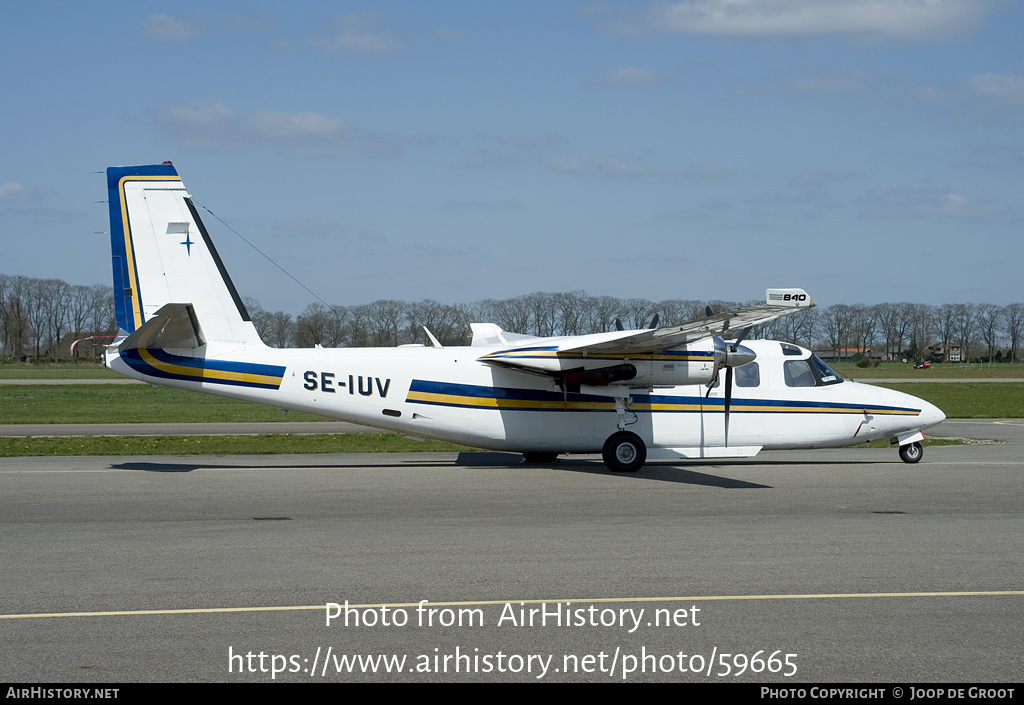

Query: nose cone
[726,343,757,368]
[918,398,946,430]
[873,384,945,432]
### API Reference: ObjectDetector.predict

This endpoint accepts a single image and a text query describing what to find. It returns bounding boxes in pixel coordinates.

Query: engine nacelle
[565,359,717,387]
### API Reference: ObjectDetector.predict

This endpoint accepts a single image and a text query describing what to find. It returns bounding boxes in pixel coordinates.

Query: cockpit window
[735,362,760,388]
[780,343,803,356]
[784,356,844,387]
[784,360,816,387]
[810,354,843,386]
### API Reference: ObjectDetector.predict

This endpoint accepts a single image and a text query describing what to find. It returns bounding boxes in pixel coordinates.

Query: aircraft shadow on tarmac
[110,450,884,487]
[110,453,780,488]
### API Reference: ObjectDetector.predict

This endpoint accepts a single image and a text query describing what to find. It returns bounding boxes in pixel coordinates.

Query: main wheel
[602,431,646,472]
[522,452,559,463]
[899,442,923,464]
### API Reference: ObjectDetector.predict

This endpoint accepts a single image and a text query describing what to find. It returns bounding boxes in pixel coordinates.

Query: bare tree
[820,304,855,360]
[932,304,958,362]
[587,295,623,333]
[552,291,588,336]
[952,303,979,363]
[976,303,1003,363]
[295,302,348,348]
[363,299,405,347]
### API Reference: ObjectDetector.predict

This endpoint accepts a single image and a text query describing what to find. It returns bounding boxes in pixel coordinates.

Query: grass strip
[832,362,1024,379]
[874,383,1024,418]
[0,385,329,424]
[0,433,480,457]
[0,364,121,380]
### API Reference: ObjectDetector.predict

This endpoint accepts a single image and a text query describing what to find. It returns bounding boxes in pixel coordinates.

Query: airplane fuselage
[106,338,943,458]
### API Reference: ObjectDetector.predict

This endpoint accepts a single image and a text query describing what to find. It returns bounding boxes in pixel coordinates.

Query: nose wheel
[602,431,646,472]
[899,442,923,464]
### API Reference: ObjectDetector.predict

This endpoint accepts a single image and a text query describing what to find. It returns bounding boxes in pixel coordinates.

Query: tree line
[3,272,1022,364]
[249,294,1024,364]
[0,275,115,362]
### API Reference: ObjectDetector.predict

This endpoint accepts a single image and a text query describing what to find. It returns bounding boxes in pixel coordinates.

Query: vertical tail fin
[106,163,261,347]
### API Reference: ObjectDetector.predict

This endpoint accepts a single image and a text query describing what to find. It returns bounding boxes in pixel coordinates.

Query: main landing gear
[899,442,923,464]
[602,431,646,472]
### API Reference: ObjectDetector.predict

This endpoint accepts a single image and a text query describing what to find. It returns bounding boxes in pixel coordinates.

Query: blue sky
[2,1,1023,314]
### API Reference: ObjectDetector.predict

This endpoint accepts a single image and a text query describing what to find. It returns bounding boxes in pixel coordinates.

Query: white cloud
[969,73,1024,102]
[549,153,658,178]
[444,199,525,211]
[600,65,666,87]
[0,181,44,201]
[308,11,403,55]
[246,111,347,139]
[644,0,995,41]
[140,14,202,43]
[786,70,868,93]
[856,185,1010,218]
[463,134,567,169]
[153,102,409,157]
[683,162,734,180]
[790,171,862,187]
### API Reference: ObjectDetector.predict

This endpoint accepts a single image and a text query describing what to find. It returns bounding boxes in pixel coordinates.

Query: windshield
[810,354,843,386]
[784,355,844,387]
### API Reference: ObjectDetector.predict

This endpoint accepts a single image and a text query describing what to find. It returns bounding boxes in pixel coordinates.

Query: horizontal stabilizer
[118,303,206,352]
[470,323,542,347]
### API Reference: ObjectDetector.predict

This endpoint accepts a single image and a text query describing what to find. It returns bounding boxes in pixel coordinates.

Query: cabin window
[784,359,816,387]
[735,362,760,387]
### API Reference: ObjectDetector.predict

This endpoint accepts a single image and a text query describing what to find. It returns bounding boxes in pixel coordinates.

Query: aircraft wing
[562,288,814,355]
[478,289,814,371]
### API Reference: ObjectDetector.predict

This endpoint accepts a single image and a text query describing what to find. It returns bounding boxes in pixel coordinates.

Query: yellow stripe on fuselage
[406,391,918,416]
[138,348,282,387]
[406,391,616,411]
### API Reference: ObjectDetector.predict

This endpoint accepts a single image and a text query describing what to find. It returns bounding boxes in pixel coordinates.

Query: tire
[899,442,923,464]
[522,452,559,463]
[602,431,646,472]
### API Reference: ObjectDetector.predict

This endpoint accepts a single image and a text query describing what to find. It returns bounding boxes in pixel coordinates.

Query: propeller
[705,326,754,446]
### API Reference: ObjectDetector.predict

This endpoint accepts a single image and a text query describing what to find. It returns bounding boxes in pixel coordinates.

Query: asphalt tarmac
[1,419,1021,683]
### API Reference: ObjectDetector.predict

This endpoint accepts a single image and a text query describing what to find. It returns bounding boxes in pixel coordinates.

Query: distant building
[55,332,114,362]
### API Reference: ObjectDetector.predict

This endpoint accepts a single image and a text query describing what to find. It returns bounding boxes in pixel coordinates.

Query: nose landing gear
[899,442,923,464]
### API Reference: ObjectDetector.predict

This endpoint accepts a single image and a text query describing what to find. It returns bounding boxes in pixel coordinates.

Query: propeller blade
[731,326,752,351]
[649,313,659,329]
[614,318,624,331]
[724,366,733,447]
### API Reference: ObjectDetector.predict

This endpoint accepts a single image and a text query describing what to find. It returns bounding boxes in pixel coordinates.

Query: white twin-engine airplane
[103,163,944,471]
